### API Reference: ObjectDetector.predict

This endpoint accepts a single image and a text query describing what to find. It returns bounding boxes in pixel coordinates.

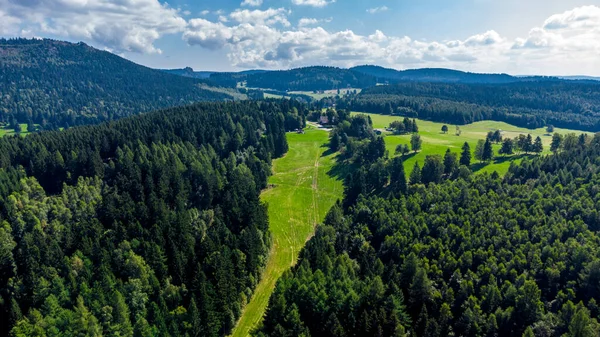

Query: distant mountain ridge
[0,38,234,129]
[350,65,521,84]
[164,64,583,91]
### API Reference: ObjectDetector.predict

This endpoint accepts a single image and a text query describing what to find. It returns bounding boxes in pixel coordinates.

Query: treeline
[0,38,233,130]
[257,118,600,336]
[337,81,600,132]
[211,67,377,91]
[0,100,305,336]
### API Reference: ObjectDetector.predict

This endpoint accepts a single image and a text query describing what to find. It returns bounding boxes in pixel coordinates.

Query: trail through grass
[355,112,592,175]
[231,127,343,337]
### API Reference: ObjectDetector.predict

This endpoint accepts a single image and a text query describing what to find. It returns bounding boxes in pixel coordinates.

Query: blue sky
[1,0,599,75]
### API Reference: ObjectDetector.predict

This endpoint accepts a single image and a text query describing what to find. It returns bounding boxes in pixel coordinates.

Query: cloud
[543,5,600,30]
[182,5,600,74]
[367,6,388,14]
[0,0,186,54]
[298,17,332,27]
[291,0,335,8]
[241,0,263,7]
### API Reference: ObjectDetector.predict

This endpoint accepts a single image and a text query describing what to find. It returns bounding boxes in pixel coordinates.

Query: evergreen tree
[443,149,458,175]
[475,140,485,162]
[441,125,448,134]
[483,138,494,161]
[551,133,563,153]
[422,155,444,185]
[411,134,422,153]
[460,142,471,166]
[532,136,543,154]
[330,133,341,152]
[499,138,514,156]
[409,162,421,185]
[389,157,407,195]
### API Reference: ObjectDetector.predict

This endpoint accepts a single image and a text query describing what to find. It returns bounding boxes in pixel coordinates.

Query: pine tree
[475,140,485,162]
[411,134,422,153]
[409,162,421,185]
[522,327,535,337]
[551,133,563,153]
[188,298,201,337]
[499,138,514,156]
[389,157,407,195]
[443,149,458,175]
[532,136,543,154]
[460,142,471,166]
[422,155,444,185]
[483,138,494,162]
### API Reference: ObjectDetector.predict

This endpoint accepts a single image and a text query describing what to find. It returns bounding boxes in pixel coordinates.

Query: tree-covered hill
[257,117,600,337]
[0,38,235,129]
[350,65,522,84]
[338,81,600,132]
[0,100,306,336]
[209,66,377,91]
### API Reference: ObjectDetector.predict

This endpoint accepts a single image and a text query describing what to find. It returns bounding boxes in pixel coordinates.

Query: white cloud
[182,5,600,74]
[292,0,335,8]
[200,10,210,16]
[241,0,263,7]
[298,17,332,27]
[229,8,291,27]
[298,18,319,27]
[0,0,186,54]
[367,6,388,14]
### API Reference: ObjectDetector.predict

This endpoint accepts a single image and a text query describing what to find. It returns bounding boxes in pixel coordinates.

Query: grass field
[231,127,343,337]
[0,124,35,138]
[288,88,362,100]
[354,112,593,175]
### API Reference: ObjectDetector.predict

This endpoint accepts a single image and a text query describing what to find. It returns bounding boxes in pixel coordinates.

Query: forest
[0,38,233,130]
[337,81,600,132]
[0,100,306,336]
[210,67,378,91]
[257,113,600,337]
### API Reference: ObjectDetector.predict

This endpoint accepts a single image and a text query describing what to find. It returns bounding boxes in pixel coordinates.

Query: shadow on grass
[395,152,418,161]
[320,143,336,158]
[324,153,358,181]
[470,153,536,173]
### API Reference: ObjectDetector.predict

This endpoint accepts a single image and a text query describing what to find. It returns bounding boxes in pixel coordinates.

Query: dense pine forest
[0,38,234,130]
[257,114,600,337]
[337,81,600,132]
[210,66,378,91]
[0,100,306,336]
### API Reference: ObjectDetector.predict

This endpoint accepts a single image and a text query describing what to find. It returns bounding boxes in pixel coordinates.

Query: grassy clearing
[0,124,35,138]
[288,88,362,100]
[354,112,593,176]
[231,127,343,337]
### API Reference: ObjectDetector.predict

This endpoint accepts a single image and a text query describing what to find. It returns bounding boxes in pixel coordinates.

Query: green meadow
[0,124,35,137]
[353,112,593,176]
[231,127,343,337]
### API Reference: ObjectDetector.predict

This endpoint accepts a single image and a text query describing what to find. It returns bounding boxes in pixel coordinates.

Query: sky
[1,0,599,75]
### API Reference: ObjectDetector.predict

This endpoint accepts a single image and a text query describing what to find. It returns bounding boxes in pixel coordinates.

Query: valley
[231,127,344,337]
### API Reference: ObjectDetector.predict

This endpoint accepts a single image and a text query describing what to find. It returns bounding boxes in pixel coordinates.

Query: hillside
[208,66,377,91]
[0,38,234,129]
[162,67,215,79]
[0,100,306,336]
[351,65,521,84]
[338,81,600,132]
[257,112,600,337]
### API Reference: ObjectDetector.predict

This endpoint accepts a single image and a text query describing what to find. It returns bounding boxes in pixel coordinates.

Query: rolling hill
[350,65,521,84]
[0,38,235,129]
